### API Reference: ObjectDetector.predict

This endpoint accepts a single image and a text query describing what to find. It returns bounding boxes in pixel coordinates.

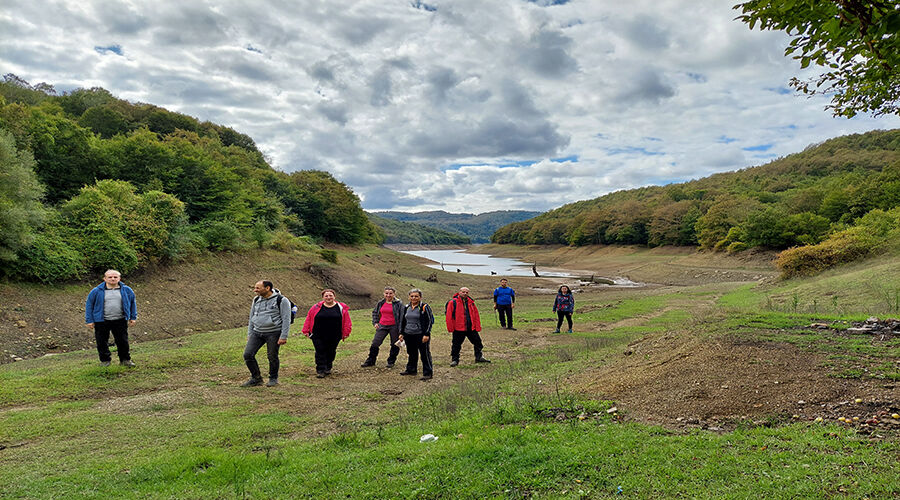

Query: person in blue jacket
[85,269,138,366]
[492,278,516,330]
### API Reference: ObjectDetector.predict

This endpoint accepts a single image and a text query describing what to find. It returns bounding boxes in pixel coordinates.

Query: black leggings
[556,311,573,330]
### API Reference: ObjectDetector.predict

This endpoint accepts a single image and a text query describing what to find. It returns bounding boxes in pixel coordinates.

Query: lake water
[399,248,576,278]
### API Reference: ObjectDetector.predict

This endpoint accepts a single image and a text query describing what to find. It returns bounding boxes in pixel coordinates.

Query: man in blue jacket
[85,269,138,367]
[492,278,516,330]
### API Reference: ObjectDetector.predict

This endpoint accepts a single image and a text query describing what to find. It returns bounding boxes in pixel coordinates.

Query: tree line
[0,75,382,282]
[492,129,900,277]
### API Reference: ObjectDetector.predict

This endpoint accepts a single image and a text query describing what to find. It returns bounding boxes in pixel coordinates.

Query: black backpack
[275,294,298,324]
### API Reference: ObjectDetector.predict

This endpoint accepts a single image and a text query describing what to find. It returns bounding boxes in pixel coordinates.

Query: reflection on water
[399,249,574,277]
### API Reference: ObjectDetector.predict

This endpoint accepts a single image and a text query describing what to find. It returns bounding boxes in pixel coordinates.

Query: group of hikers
[85,270,577,386]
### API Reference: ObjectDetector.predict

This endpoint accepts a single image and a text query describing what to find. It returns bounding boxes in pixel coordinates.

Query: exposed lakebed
[397,247,640,286]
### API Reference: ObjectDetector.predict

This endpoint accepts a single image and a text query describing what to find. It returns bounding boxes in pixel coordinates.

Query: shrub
[319,249,338,263]
[268,231,318,253]
[12,230,85,282]
[726,241,748,253]
[776,227,881,278]
[201,221,242,251]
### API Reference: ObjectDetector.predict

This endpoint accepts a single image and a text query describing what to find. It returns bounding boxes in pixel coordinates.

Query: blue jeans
[244,330,282,380]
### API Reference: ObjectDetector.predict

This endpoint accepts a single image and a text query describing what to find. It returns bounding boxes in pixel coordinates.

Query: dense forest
[492,130,900,276]
[0,75,382,282]
[374,210,540,243]
[366,213,470,245]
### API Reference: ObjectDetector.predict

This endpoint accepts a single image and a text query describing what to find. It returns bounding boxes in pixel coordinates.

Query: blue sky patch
[411,0,437,12]
[717,135,737,144]
[606,146,664,156]
[526,0,570,5]
[551,155,579,163]
[686,72,707,83]
[246,45,263,54]
[742,143,773,152]
[766,86,793,95]
[94,44,122,55]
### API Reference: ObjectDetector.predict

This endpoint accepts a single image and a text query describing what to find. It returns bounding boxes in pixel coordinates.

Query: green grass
[2,278,899,498]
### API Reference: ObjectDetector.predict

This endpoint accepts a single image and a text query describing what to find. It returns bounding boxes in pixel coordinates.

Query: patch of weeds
[359,392,384,402]
[831,369,864,379]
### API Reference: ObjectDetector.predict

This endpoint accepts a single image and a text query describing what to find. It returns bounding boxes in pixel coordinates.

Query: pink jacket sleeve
[301,303,319,337]
[340,302,352,339]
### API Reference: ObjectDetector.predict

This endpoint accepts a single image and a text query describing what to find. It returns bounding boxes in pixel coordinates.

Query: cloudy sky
[3,1,899,213]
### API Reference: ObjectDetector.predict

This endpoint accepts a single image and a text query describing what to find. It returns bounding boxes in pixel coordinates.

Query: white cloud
[2,0,899,214]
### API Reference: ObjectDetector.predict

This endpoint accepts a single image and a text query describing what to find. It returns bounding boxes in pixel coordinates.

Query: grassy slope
[1,247,898,498]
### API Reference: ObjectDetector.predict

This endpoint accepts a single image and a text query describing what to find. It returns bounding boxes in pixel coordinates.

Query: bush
[268,231,318,253]
[319,249,338,263]
[726,241,748,253]
[201,221,242,251]
[775,227,881,278]
[12,230,85,282]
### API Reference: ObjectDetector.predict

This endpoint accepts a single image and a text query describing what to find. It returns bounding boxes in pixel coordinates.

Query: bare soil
[2,245,897,435]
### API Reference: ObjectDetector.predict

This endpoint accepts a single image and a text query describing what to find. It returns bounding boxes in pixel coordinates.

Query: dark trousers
[497,305,513,328]
[404,334,433,376]
[367,324,400,364]
[312,331,342,372]
[556,311,573,330]
[451,330,484,361]
[244,330,282,380]
[94,318,130,362]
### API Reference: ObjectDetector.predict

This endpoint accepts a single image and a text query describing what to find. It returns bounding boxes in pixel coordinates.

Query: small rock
[44,318,51,323]
[15,320,27,328]
[606,407,618,414]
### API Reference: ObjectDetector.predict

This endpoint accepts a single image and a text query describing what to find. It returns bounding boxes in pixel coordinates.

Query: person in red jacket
[445,287,490,366]
[301,289,352,378]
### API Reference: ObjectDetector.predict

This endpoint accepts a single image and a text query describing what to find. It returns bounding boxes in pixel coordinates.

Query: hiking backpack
[275,294,299,324]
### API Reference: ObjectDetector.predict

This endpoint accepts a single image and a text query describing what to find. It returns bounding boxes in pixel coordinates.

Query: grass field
[1,248,898,499]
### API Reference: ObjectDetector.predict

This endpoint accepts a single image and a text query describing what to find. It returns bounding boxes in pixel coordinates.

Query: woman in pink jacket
[302,289,352,378]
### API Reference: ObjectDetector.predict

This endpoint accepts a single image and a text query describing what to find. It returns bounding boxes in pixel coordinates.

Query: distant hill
[491,129,900,276]
[373,210,541,243]
[367,213,470,245]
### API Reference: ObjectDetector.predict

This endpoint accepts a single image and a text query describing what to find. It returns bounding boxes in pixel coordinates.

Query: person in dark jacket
[553,285,575,333]
[301,289,352,378]
[361,287,403,368]
[85,269,138,367]
[492,278,516,330]
[242,280,291,387]
[398,288,435,380]
[445,287,489,366]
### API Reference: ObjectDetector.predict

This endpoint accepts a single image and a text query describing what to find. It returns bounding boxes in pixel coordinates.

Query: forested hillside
[0,75,382,282]
[374,210,540,243]
[366,213,470,245]
[492,129,900,277]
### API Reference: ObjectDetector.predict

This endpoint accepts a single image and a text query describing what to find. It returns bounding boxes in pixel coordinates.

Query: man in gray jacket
[243,280,291,387]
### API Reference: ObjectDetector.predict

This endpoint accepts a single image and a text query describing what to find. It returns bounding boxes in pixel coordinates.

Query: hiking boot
[386,362,395,369]
[567,329,573,333]
[507,327,517,331]
[120,359,135,367]
[360,360,375,367]
[420,375,432,381]
[399,370,416,376]
[324,369,332,375]
[475,357,491,363]
[553,329,560,333]
[449,360,459,367]
[266,378,279,387]
[241,377,263,387]
[100,361,111,367]
[316,371,326,378]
